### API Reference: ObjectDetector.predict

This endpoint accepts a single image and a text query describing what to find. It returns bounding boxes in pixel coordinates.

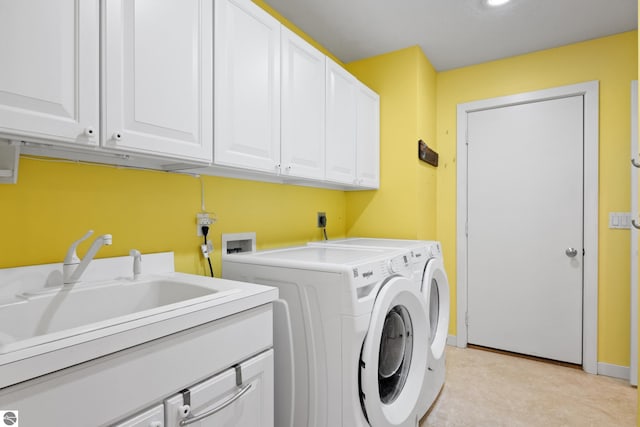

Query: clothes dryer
[222,245,429,427]
[308,238,450,416]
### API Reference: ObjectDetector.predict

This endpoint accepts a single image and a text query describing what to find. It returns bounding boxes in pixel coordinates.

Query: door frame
[630,80,638,385]
[455,81,599,374]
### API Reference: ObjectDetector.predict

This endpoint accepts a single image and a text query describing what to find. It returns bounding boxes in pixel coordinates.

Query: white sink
[0,253,278,389]
[0,277,239,354]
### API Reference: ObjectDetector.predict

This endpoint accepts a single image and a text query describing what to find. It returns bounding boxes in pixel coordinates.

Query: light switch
[609,212,631,229]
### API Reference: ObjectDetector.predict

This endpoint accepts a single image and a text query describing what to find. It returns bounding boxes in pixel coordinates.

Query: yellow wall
[0,2,349,274]
[436,31,638,367]
[0,158,347,274]
[345,46,438,239]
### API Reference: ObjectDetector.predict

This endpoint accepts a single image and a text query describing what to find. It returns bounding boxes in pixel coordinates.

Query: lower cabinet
[0,304,273,427]
[115,350,274,427]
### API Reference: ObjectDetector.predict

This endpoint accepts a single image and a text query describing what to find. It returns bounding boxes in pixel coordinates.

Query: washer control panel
[351,252,412,291]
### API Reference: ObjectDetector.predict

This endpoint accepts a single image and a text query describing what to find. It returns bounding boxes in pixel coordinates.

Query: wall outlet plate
[196,212,216,236]
[317,212,327,228]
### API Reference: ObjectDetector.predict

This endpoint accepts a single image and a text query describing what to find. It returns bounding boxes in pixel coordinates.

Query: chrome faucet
[63,230,113,284]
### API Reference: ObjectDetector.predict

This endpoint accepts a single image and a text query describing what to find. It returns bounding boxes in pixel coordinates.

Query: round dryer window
[378,305,413,404]
[360,276,428,426]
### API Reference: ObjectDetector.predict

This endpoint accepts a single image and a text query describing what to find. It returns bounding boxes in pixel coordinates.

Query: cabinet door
[165,350,274,427]
[280,28,325,180]
[103,0,213,162]
[0,0,99,145]
[356,83,380,189]
[325,59,357,185]
[214,0,281,173]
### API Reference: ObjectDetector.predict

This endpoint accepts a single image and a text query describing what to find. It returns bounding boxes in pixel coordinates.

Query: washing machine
[308,238,450,416]
[222,245,429,427]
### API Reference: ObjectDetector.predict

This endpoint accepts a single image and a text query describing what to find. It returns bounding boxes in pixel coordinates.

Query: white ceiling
[263,0,638,71]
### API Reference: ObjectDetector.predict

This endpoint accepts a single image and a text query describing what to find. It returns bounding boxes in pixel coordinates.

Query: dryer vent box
[222,232,256,255]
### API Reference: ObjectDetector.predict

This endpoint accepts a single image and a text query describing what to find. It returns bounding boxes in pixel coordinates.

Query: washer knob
[387,259,397,274]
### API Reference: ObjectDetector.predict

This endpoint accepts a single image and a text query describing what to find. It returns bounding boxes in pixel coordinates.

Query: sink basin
[0,277,240,354]
[0,253,278,390]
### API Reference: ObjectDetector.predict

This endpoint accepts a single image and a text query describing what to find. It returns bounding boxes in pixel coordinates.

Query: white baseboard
[446,335,457,347]
[597,362,630,380]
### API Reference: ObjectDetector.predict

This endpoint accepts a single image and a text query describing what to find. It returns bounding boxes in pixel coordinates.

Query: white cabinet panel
[325,59,358,185]
[356,84,380,189]
[280,28,325,180]
[165,350,274,427]
[103,0,213,162]
[214,0,281,173]
[0,0,99,145]
[113,404,164,427]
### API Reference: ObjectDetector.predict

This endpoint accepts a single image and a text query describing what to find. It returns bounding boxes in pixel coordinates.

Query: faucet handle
[64,230,94,265]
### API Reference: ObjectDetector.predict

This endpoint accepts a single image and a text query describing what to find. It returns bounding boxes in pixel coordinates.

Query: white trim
[456,81,599,374]
[446,335,457,347]
[630,80,638,386]
[597,362,631,380]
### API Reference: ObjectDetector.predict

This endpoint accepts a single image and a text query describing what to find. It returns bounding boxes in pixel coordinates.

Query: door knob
[565,247,578,258]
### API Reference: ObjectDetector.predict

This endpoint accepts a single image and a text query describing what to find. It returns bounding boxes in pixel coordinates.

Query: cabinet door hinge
[465,311,469,326]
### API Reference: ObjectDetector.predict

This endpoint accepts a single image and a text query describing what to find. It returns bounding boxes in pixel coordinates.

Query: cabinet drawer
[165,350,273,427]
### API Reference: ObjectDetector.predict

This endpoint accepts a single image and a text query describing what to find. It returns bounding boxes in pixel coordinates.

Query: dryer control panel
[387,253,411,274]
[351,252,412,299]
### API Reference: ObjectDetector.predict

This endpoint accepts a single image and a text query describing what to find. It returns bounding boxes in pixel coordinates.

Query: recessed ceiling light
[485,0,512,6]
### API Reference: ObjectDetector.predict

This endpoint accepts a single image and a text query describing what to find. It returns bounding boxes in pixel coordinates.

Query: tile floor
[420,346,637,427]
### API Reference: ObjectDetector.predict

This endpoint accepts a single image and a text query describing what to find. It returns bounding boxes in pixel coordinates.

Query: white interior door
[466,96,584,364]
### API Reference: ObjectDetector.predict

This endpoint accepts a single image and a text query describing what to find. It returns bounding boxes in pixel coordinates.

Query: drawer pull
[179,383,253,426]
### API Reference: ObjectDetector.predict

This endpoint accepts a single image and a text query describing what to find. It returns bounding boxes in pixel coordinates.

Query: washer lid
[360,276,428,426]
[422,257,450,361]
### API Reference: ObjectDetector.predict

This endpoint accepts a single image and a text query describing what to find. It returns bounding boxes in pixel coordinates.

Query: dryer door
[422,257,450,361]
[360,276,428,427]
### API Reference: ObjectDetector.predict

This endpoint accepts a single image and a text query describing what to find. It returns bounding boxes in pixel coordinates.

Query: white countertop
[0,253,277,389]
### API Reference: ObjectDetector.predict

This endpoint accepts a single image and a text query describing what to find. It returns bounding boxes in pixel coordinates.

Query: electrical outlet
[196,212,216,236]
[317,212,327,228]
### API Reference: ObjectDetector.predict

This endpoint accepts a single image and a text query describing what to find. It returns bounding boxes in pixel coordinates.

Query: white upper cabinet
[103,0,213,162]
[325,59,358,185]
[280,27,326,180]
[0,0,99,146]
[214,0,281,173]
[356,83,380,189]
